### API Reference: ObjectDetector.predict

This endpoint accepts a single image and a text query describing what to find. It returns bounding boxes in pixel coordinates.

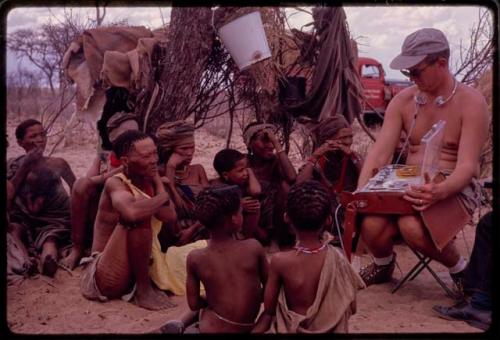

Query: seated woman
[155,120,210,246]
[296,115,363,240]
[9,166,71,277]
[243,122,297,248]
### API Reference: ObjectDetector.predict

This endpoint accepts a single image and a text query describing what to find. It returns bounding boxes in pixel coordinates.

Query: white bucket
[217,11,272,70]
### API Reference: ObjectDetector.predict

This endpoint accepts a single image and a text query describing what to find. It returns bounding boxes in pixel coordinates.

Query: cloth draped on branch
[287,7,364,124]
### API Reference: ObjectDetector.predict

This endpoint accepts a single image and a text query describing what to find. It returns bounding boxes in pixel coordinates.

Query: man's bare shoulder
[456,83,488,109]
[104,175,127,192]
[391,84,419,104]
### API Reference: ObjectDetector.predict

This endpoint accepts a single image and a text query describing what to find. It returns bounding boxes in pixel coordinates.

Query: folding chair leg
[391,260,426,293]
[391,248,459,299]
[408,254,432,281]
[417,257,458,299]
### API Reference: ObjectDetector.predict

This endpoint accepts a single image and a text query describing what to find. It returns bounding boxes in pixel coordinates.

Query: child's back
[253,181,365,334]
[270,246,327,315]
[188,238,266,332]
[186,185,268,333]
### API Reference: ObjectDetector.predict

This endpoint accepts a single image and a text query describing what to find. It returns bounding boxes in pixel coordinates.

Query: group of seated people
[6,110,491,332]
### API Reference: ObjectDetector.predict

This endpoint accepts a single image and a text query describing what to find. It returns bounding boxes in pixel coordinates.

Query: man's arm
[186,252,207,311]
[357,96,404,188]
[85,154,102,178]
[106,177,169,223]
[252,256,281,333]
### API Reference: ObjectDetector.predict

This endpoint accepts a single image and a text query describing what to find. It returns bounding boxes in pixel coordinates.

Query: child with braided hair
[211,148,263,241]
[253,181,365,333]
[183,185,268,333]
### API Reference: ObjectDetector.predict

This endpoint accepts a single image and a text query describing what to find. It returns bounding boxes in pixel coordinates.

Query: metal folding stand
[391,247,458,299]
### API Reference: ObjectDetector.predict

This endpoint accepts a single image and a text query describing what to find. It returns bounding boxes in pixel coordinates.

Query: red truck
[357,57,412,125]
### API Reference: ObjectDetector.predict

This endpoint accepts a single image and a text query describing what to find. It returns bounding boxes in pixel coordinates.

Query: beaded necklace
[293,242,328,254]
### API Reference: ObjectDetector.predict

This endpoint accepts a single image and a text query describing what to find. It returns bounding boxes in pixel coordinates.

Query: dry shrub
[476,69,493,179]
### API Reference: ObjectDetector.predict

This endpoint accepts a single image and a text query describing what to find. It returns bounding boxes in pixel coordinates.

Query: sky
[5,5,492,80]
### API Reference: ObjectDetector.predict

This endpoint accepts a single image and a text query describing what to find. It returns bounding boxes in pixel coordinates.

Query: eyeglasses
[401,61,433,78]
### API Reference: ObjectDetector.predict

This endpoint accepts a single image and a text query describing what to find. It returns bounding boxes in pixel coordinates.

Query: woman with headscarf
[155,120,209,245]
[296,114,363,241]
[243,122,297,249]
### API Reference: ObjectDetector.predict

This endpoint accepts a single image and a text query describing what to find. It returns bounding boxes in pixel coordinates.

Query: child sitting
[252,180,365,333]
[184,185,268,333]
[211,149,263,240]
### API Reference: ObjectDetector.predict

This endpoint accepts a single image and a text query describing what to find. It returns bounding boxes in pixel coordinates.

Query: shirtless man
[185,185,268,333]
[61,112,138,269]
[356,28,488,289]
[80,130,177,310]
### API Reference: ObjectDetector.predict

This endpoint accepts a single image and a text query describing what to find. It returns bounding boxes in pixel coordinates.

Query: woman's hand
[167,152,186,169]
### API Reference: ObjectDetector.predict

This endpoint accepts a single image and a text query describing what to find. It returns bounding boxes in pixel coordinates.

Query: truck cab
[357,57,412,125]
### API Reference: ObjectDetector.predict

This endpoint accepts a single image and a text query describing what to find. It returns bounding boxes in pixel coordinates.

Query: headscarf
[310,115,350,147]
[155,120,195,153]
[106,111,138,142]
[243,123,276,147]
[106,111,137,132]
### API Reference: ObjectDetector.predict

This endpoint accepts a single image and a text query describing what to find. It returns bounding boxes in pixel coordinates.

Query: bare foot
[12,257,38,276]
[41,255,58,277]
[60,248,83,270]
[134,286,176,310]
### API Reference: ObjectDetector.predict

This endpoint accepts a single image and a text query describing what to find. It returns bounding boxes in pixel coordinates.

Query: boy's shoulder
[269,249,297,268]
[186,247,207,266]
[238,238,264,252]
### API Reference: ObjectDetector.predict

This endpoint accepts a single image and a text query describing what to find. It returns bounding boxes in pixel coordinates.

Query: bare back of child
[186,185,268,333]
[253,180,365,333]
[268,234,328,315]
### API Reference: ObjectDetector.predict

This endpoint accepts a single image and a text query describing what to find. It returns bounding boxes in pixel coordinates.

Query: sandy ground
[5,118,483,335]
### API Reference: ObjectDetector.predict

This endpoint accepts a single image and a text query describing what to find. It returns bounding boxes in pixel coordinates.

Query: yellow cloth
[114,173,207,296]
[270,245,365,333]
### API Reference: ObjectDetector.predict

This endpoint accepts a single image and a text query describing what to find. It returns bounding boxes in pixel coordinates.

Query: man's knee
[398,215,428,247]
[361,215,393,236]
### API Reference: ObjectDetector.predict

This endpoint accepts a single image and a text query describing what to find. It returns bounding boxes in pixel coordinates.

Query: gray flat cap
[390,28,449,70]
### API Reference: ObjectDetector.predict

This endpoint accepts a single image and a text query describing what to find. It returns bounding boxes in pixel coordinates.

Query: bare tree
[7,68,43,118]
[8,28,61,94]
[453,8,493,85]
